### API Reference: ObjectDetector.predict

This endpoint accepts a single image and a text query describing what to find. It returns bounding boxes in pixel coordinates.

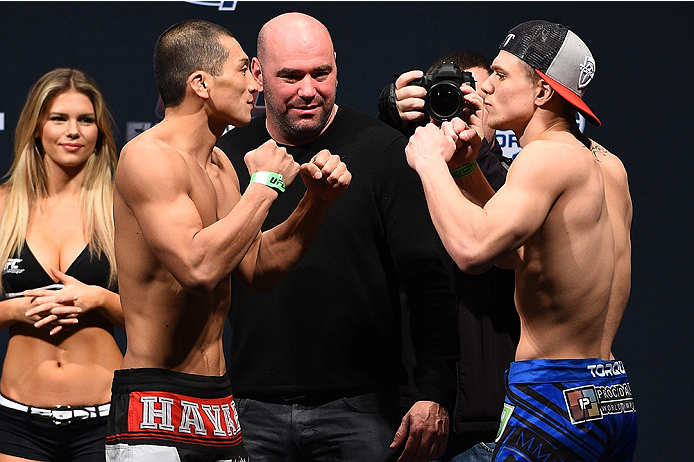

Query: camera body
[408,62,476,124]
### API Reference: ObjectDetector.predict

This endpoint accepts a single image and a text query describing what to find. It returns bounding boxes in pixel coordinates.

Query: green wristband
[450,161,478,179]
[250,171,286,193]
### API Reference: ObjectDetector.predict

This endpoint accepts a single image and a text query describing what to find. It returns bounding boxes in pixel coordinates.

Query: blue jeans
[439,442,495,462]
[235,391,400,462]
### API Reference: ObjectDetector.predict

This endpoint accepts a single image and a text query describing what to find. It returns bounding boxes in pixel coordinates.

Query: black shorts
[0,396,108,462]
[106,368,248,462]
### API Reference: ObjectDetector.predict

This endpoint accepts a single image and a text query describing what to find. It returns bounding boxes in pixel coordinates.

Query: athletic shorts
[493,358,637,462]
[0,394,109,461]
[106,368,248,462]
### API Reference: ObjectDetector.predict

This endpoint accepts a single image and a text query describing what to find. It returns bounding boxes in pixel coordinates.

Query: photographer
[379,51,510,182]
[378,51,519,462]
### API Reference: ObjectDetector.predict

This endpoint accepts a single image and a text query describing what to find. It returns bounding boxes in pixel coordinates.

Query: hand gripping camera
[408,62,476,124]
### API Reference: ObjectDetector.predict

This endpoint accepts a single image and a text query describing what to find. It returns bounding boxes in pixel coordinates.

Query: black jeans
[235,390,400,462]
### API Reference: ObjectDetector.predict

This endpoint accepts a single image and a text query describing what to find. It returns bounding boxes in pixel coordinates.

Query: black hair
[153,19,234,107]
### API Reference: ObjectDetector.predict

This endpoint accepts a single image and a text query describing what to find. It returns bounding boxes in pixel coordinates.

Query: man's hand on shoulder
[300,149,351,203]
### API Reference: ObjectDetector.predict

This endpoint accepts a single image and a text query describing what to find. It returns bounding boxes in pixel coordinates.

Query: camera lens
[426,81,465,123]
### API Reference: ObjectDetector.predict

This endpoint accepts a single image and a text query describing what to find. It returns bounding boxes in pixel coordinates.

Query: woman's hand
[22,268,104,335]
[22,287,81,336]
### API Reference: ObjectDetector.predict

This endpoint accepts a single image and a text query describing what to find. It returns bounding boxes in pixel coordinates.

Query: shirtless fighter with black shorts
[105,20,350,462]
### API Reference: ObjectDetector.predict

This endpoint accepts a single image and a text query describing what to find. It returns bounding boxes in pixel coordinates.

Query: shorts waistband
[113,368,232,398]
[0,393,110,425]
[508,358,629,384]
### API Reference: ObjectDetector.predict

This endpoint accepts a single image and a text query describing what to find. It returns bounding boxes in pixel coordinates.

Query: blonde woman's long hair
[0,68,118,289]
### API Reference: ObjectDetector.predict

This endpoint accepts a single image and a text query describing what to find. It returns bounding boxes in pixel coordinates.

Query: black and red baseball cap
[500,20,601,127]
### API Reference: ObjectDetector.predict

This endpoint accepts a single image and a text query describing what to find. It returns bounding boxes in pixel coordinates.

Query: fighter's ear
[251,58,263,92]
[189,72,210,99]
[535,78,554,107]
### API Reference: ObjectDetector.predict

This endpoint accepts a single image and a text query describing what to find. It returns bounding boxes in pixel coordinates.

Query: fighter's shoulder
[591,140,629,186]
[526,136,600,167]
[506,138,580,191]
[119,130,182,167]
[591,140,626,168]
[512,139,565,169]
[116,132,189,192]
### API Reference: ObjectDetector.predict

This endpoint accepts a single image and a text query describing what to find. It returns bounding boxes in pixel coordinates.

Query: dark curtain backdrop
[0,3,691,460]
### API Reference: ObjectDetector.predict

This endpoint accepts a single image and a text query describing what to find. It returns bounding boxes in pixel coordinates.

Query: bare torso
[113,219,231,375]
[0,193,122,407]
[2,323,121,407]
[114,126,240,376]
[512,135,630,361]
[114,99,347,377]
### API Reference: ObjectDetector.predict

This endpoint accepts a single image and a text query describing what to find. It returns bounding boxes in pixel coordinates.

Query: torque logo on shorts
[586,360,625,378]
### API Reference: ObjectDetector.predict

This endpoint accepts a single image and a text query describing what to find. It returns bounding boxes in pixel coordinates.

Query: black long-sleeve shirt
[376,90,520,438]
[216,105,459,410]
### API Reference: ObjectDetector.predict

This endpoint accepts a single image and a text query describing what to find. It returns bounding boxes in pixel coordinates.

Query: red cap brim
[536,70,601,127]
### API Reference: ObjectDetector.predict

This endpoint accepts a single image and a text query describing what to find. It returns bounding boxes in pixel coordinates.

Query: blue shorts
[106,368,248,462]
[493,359,637,462]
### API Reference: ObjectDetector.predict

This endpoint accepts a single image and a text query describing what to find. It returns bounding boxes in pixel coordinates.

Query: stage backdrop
[0,3,691,460]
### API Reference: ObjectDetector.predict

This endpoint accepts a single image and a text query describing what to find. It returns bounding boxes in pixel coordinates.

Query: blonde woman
[0,68,123,462]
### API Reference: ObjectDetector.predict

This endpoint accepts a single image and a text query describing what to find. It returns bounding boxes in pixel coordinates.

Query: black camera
[408,62,476,124]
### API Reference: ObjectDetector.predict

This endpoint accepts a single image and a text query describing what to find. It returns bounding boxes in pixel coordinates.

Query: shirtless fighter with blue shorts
[404,20,637,461]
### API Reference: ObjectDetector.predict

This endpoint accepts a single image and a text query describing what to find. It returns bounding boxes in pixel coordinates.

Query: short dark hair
[427,50,492,74]
[153,19,234,108]
[518,59,542,85]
